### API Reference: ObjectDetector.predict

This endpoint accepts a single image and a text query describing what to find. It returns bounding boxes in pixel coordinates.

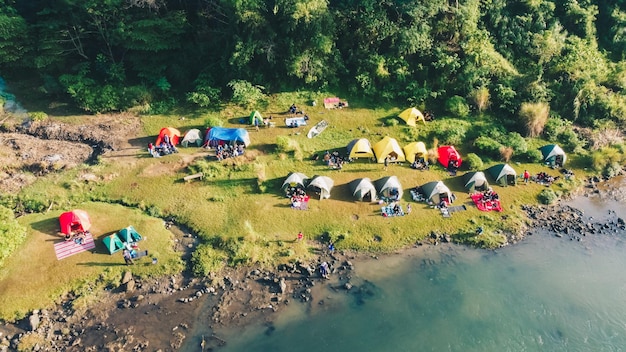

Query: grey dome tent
[349,178,377,202]
[374,176,403,200]
[539,144,566,167]
[282,172,309,191]
[486,163,517,186]
[463,171,489,193]
[307,175,334,199]
[181,129,203,147]
[421,181,453,204]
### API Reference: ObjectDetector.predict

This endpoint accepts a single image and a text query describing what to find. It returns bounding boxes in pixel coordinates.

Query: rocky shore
[1,175,624,351]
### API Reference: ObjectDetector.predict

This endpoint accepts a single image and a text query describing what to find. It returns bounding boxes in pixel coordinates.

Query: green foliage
[537,189,559,205]
[187,75,222,108]
[428,119,470,145]
[520,149,544,163]
[204,115,224,128]
[0,205,27,268]
[503,132,528,154]
[465,153,484,170]
[275,136,301,155]
[591,147,626,176]
[188,160,226,179]
[144,97,178,115]
[474,136,502,159]
[228,80,268,109]
[191,244,227,276]
[28,111,48,122]
[445,96,470,118]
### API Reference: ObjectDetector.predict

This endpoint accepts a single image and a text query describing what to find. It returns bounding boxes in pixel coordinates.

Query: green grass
[0,202,183,321]
[0,91,600,321]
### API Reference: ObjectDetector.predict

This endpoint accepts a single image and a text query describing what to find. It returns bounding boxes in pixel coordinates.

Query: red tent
[155,127,181,146]
[59,209,92,235]
[438,145,462,168]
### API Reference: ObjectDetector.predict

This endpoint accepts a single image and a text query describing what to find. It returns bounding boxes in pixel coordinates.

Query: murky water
[193,188,626,352]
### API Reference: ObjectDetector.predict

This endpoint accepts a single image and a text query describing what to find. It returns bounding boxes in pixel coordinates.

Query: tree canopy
[1,0,625,127]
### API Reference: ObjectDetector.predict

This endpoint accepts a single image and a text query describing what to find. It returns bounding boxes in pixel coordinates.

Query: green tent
[249,110,262,125]
[118,225,143,243]
[539,144,566,167]
[486,163,517,186]
[463,171,489,193]
[103,234,124,254]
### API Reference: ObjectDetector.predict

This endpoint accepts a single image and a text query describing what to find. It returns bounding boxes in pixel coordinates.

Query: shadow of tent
[445,174,468,194]
[330,183,356,203]
[30,217,62,237]
[210,177,259,194]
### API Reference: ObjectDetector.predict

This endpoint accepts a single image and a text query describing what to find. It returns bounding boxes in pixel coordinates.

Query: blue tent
[205,127,251,147]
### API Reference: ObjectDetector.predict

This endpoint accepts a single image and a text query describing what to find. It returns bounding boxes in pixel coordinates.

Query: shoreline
[1,175,624,351]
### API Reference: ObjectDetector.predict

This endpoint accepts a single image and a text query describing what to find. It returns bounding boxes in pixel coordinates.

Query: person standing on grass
[523,170,530,184]
[384,155,389,171]
[123,249,134,265]
[297,231,304,241]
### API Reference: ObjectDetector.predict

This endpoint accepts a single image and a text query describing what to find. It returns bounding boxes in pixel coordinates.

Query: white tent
[282,172,309,190]
[374,176,403,200]
[181,129,203,147]
[307,175,334,199]
[349,178,377,201]
[421,181,453,204]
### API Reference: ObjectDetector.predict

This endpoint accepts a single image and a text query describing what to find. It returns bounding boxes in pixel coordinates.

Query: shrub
[474,136,503,158]
[469,86,491,113]
[429,119,470,145]
[445,96,470,118]
[543,117,570,142]
[538,189,559,204]
[557,129,583,151]
[187,75,222,108]
[0,205,27,267]
[465,153,484,170]
[145,97,178,115]
[384,117,399,126]
[519,102,549,137]
[228,80,268,108]
[603,162,623,178]
[191,244,227,276]
[189,160,226,178]
[520,149,544,163]
[204,115,224,128]
[499,146,514,162]
[503,132,528,153]
[28,111,48,122]
[276,136,301,154]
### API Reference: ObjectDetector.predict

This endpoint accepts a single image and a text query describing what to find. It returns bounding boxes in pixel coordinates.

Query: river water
[189,186,626,352]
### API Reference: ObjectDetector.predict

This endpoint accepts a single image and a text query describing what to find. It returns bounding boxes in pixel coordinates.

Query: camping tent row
[282,173,334,199]
[103,225,143,254]
[461,163,518,192]
[156,127,251,148]
[346,137,429,164]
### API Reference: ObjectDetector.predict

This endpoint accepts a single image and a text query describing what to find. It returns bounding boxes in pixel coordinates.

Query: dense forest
[1,0,626,128]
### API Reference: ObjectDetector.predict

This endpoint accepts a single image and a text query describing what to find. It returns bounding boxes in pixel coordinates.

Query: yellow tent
[398,108,426,126]
[373,136,406,163]
[403,142,428,163]
[346,138,374,159]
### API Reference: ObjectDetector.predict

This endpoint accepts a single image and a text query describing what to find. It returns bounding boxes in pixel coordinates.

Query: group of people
[323,150,346,170]
[286,186,309,209]
[148,134,179,158]
[216,143,245,160]
[382,201,405,217]
[64,230,90,244]
[411,156,429,171]
[534,172,559,185]
[447,158,460,175]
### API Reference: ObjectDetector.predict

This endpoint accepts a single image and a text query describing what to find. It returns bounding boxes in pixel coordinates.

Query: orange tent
[155,127,181,146]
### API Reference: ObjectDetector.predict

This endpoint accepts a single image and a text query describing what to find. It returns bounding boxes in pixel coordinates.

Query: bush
[187,74,222,108]
[276,136,300,153]
[28,111,48,122]
[191,244,227,276]
[228,80,268,108]
[429,119,470,145]
[543,117,570,142]
[474,136,503,158]
[465,153,484,170]
[0,206,27,267]
[520,149,544,163]
[503,132,528,154]
[603,162,623,178]
[519,102,549,137]
[204,115,224,128]
[538,189,559,204]
[445,96,470,118]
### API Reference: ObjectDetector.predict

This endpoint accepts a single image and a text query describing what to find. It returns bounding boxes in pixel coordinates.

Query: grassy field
[0,202,184,321]
[1,92,587,321]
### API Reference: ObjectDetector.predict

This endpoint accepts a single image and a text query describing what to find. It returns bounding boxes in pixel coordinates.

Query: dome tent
[397,107,426,126]
[349,178,377,202]
[181,129,203,147]
[249,110,262,125]
[282,172,309,191]
[307,175,334,199]
[420,181,453,204]
[463,171,489,193]
[437,145,462,168]
[58,209,91,236]
[403,142,428,164]
[373,136,406,163]
[539,144,566,167]
[346,138,374,160]
[374,176,403,200]
[486,163,517,186]
[155,127,181,146]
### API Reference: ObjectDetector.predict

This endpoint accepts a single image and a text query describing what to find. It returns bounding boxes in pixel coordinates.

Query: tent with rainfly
[249,110,262,125]
[282,172,309,191]
[421,181,453,204]
[155,127,181,146]
[103,234,124,254]
[403,142,428,164]
[349,178,377,202]
[374,176,403,200]
[463,171,489,193]
[346,138,374,160]
[539,144,566,167]
[397,108,426,126]
[373,136,406,163]
[437,145,462,168]
[205,127,251,147]
[307,175,334,199]
[118,225,143,243]
[487,163,517,186]
[181,129,203,147]
[59,209,91,236]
